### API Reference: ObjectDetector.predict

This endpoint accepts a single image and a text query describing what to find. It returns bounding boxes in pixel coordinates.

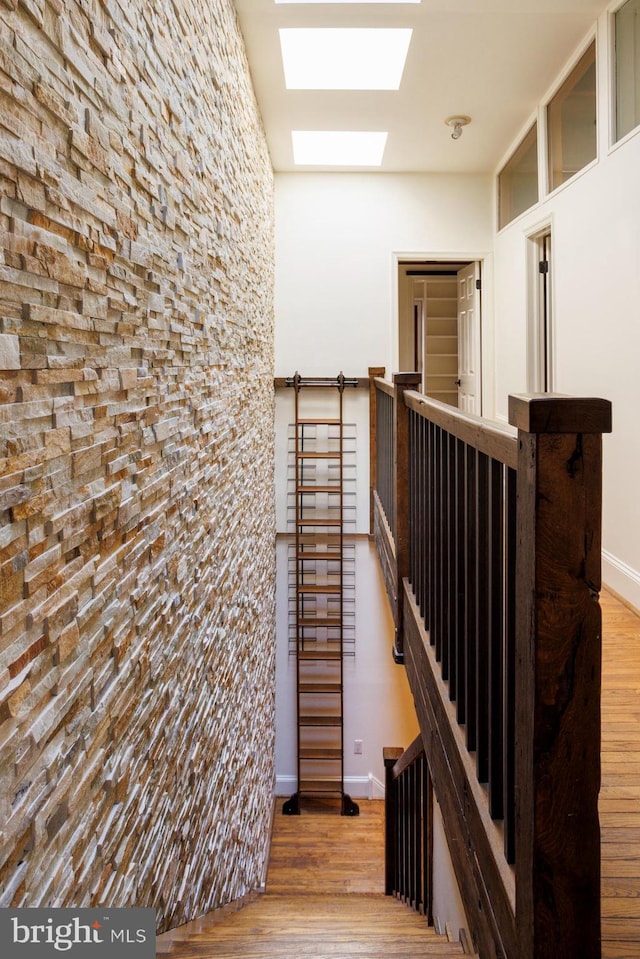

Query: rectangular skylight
[280,28,412,90]
[276,0,419,4]
[292,131,388,166]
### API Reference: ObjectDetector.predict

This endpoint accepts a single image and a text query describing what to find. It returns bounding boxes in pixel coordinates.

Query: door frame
[413,295,425,393]
[392,252,494,419]
[456,261,482,415]
[526,222,554,393]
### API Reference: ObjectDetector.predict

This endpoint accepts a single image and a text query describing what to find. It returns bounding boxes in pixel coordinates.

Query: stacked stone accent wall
[0,0,275,932]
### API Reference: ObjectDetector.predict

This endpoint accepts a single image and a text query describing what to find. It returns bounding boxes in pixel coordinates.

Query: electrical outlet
[354,739,363,755]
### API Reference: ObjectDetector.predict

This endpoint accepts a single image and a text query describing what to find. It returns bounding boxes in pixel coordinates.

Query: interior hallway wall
[275,172,494,386]
[0,0,275,932]
[492,11,640,608]
[273,170,494,781]
[274,171,490,938]
[273,170,494,788]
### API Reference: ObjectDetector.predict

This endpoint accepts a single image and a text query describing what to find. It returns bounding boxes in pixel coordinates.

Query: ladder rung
[298,418,341,425]
[297,451,341,459]
[297,486,342,494]
[297,584,341,595]
[299,716,342,726]
[298,617,342,627]
[297,518,341,527]
[299,683,342,694]
[296,553,341,561]
[299,779,343,794]
[299,650,341,661]
[298,534,341,546]
[300,748,342,759]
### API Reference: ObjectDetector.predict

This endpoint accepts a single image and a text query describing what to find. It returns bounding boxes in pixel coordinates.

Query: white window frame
[497,122,539,231]
[545,36,599,197]
[609,0,640,148]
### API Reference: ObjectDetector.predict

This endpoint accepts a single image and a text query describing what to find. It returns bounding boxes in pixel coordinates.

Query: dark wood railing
[407,389,518,864]
[384,736,432,921]
[373,368,612,959]
[373,377,395,539]
[373,372,422,662]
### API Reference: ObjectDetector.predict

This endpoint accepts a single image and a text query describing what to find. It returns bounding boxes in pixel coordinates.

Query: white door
[456,262,481,414]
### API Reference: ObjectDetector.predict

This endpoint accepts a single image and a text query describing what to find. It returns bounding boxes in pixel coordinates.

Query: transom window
[615,0,640,141]
[498,124,539,229]
[547,41,597,192]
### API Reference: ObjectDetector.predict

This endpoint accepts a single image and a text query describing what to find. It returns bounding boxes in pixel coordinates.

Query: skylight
[276,0,419,4]
[291,131,388,166]
[279,28,412,90]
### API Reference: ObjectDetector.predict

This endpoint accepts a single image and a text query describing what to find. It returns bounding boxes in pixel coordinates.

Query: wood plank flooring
[601,589,640,959]
[266,796,385,895]
[158,587,640,959]
[157,798,467,958]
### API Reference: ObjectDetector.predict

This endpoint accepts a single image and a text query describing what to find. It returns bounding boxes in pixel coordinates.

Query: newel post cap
[508,393,612,434]
[393,371,422,388]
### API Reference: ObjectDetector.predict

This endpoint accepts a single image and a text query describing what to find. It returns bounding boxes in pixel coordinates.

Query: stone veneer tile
[0,0,275,934]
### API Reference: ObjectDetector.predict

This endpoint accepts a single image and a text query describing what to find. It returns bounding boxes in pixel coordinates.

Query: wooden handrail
[373,375,612,959]
[373,375,395,398]
[392,373,422,662]
[370,372,421,662]
[404,390,518,469]
[390,732,424,781]
[368,367,386,535]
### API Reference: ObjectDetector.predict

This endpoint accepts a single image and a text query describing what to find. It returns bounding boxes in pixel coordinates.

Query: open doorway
[398,260,482,414]
[527,227,553,393]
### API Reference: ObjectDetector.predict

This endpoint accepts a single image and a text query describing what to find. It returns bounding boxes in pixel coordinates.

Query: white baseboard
[368,773,385,799]
[276,773,385,800]
[603,550,640,613]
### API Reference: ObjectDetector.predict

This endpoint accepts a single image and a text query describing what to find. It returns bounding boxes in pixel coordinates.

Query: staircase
[157,893,472,958]
[157,798,476,958]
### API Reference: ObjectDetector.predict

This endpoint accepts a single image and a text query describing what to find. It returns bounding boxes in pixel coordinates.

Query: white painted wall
[274,171,493,943]
[432,800,471,941]
[493,10,640,607]
[275,172,494,385]
[271,6,640,946]
[273,171,495,786]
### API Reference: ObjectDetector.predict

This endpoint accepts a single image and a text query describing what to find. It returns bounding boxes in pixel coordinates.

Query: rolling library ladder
[283,372,359,817]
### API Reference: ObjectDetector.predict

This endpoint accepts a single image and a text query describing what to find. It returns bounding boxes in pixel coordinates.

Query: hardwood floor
[157,798,468,958]
[158,587,640,959]
[266,796,385,895]
[601,588,640,958]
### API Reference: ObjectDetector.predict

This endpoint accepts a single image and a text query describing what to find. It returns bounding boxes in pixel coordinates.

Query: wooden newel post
[369,366,386,536]
[509,394,612,959]
[383,746,403,896]
[393,372,422,663]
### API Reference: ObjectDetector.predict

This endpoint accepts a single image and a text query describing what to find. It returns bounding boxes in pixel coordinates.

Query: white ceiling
[233,0,608,173]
